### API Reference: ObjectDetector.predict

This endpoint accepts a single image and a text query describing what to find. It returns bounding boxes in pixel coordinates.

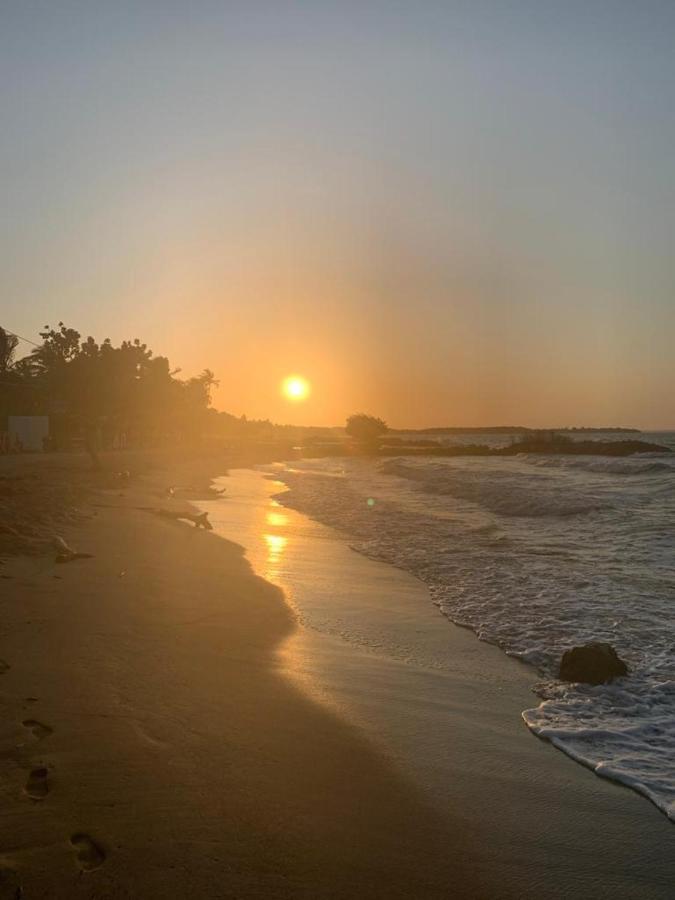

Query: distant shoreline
[301,436,670,459]
[384,437,669,457]
[388,426,641,434]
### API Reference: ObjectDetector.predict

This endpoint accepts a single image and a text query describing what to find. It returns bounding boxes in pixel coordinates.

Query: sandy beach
[0,452,487,898]
[1,452,674,898]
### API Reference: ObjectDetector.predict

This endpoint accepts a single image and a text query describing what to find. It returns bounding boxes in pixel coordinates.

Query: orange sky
[3,3,674,430]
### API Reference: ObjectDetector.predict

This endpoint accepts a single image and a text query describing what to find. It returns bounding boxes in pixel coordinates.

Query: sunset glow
[2,3,673,431]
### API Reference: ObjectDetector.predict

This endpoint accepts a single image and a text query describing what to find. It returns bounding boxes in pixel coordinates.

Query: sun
[281,375,311,402]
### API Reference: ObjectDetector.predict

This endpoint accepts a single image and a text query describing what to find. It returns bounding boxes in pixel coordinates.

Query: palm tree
[0,327,18,373]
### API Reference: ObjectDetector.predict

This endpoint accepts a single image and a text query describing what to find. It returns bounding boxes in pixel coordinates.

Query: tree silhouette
[345,414,387,443]
[4,323,220,465]
[0,328,19,373]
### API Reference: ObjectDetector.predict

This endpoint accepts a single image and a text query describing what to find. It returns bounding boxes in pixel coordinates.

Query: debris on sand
[152,509,214,530]
[164,484,225,499]
[52,536,94,564]
[191,512,213,530]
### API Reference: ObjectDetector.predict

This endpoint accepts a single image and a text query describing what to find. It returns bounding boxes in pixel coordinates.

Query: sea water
[264,433,675,820]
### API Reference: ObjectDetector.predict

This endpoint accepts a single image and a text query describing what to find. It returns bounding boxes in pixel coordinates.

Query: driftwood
[52,536,94,564]
[152,509,213,530]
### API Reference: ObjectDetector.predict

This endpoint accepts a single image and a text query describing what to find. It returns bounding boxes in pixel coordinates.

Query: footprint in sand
[21,720,52,741]
[24,767,49,800]
[70,834,105,872]
[0,661,10,675]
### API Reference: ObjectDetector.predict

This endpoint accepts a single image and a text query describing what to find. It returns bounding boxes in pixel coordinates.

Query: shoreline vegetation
[2,325,666,470]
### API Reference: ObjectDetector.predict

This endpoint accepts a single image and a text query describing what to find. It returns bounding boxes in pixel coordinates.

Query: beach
[206,469,675,899]
[3,1,674,895]
[0,452,485,898]
[1,453,674,898]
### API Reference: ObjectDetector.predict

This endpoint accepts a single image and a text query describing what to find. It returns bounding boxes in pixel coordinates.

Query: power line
[0,329,39,386]
[2,328,40,349]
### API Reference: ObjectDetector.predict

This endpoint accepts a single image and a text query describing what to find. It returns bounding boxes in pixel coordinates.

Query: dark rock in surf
[559,642,629,685]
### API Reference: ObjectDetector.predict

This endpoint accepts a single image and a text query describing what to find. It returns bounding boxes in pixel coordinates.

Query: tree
[0,327,19,373]
[22,323,220,464]
[345,414,387,444]
[182,369,219,409]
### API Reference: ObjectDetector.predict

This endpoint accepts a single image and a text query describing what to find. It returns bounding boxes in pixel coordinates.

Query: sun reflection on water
[263,532,287,581]
[266,511,289,527]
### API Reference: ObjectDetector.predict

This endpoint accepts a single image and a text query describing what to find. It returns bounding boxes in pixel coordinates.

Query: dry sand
[0,452,490,899]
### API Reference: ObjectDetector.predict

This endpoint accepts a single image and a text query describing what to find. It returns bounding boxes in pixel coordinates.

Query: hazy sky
[2,1,674,428]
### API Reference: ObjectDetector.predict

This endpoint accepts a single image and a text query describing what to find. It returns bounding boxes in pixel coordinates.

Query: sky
[1,1,674,428]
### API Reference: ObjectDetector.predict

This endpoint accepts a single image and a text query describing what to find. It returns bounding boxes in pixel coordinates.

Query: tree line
[0,323,233,462]
[1,325,390,462]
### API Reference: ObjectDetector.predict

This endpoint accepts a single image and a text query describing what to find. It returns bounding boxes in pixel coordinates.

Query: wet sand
[203,469,675,900]
[0,453,487,898]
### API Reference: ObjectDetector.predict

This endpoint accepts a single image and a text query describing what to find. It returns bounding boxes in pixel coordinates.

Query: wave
[269,455,675,821]
[528,457,675,476]
[523,676,675,819]
[379,458,607,517]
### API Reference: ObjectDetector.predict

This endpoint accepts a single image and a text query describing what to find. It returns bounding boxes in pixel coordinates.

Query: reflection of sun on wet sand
[263,532,288,580]
[206,468,675,900]
[0,452,486,898]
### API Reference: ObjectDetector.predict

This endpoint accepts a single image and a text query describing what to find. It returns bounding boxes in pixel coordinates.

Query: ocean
[264,432,675,820]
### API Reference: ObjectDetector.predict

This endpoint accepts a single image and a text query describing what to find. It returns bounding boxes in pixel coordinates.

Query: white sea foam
[264,434,675,819]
